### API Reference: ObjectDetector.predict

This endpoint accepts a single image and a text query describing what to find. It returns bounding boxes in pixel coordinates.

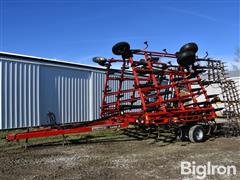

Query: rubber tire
[179,126,189,141]
[189,125,206,143]
[177,51,196,66]
[112,42,130,55]
[180,42,198,53]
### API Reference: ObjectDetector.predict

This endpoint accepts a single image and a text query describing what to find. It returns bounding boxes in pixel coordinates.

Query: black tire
[179,126,189,141]
[112,42,130,55]
[189,125,206,143]
[180,42,198,53]
[177,51,196,66]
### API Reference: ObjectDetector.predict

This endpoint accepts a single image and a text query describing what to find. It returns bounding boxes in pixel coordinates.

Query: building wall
[0,60,40,129]
[0,54,133,130]
[39,65,92,125]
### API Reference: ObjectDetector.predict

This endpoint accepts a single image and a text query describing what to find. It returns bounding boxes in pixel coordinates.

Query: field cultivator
[6,42,239,144]
[96,42,221,142]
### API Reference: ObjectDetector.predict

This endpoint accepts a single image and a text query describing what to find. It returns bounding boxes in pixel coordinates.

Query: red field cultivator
[7,42,230,143]
[94,42,220,142]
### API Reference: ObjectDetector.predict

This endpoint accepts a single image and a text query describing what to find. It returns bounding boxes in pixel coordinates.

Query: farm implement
[6,42,239,143]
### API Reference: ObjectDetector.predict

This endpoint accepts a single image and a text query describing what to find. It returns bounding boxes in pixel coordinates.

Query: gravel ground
[0,131,239,180]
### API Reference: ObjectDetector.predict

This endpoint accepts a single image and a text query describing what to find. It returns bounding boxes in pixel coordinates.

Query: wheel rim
[195,128,204,140]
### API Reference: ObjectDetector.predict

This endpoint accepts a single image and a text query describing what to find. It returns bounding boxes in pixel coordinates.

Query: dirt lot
[0,130,239,180]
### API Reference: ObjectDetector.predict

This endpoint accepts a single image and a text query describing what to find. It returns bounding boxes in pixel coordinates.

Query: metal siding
[92,72,105,120]
[0,60,40,129]
[39,66,92,125]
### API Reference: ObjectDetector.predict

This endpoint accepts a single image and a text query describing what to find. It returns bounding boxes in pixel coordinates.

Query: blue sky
[0,0,239,67]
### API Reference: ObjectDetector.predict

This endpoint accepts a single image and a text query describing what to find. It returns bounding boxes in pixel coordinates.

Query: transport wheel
[189,125,206,143]
[177,51,196,66]
[180,42,198,53]
[112,42,130,55]
[179,126,189,141]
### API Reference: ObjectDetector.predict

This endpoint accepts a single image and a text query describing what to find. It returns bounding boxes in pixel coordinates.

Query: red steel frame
[7,118,131,141]
[6,48,216,141]
[100,50,216,125]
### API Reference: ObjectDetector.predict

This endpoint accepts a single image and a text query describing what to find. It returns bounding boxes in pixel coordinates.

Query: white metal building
[0,52,129,130]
